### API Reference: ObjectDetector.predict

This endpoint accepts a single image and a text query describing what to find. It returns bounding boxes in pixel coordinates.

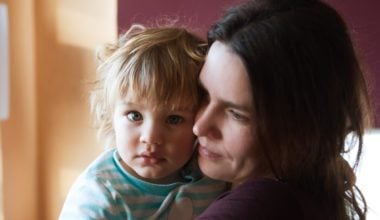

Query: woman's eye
[126,111,143,121]
[166,115,184,125]
[229,110,248,122]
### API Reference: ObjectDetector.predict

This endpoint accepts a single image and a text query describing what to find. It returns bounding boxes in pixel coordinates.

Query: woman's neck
[231,173,278,189]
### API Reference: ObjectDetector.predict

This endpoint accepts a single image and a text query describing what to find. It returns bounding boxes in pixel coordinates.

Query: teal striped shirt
[59,148,227,220]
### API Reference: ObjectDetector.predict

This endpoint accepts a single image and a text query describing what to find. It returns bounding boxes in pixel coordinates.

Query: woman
[193,0,372,219]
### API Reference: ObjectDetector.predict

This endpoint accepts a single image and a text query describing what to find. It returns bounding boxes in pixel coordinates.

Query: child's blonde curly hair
[90,24,207,147]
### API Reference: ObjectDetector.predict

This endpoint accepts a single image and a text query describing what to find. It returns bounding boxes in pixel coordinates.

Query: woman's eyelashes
[228,109,249,122]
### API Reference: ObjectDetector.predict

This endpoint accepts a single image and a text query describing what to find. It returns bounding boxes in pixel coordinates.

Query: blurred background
[0,0,379,219]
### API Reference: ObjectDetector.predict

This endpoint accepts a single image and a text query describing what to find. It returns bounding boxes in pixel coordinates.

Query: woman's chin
[198,156,228,181]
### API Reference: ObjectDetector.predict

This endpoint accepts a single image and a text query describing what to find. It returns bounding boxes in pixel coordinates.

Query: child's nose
[139,122,163,146]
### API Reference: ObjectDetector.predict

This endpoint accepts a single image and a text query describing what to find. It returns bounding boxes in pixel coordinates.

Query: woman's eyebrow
[220,100,251,112]
[199,80,251,112]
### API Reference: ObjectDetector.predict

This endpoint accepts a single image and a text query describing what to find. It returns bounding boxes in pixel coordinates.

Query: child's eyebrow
[117,100,141,108]
[171,107,194,112]
[118,100,194,112]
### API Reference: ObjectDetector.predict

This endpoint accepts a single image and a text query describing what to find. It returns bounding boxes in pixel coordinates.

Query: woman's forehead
[200,41,253,109]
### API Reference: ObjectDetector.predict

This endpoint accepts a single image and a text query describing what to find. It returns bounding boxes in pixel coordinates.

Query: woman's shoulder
[198,177,327,220]
[229,178,303,213]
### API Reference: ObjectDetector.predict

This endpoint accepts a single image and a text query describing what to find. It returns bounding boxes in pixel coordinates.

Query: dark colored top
[198,177,331,220]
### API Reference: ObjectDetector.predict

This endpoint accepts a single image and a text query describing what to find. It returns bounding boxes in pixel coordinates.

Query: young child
[59,25,226,220]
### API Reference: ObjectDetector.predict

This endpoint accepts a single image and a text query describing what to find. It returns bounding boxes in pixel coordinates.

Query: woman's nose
[193,104,221,139]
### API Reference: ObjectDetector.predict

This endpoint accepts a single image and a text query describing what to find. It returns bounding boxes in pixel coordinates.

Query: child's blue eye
[127,111,143,121]
[166,115,184,125]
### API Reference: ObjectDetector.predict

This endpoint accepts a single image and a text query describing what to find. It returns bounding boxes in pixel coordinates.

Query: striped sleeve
[58,174,130,220]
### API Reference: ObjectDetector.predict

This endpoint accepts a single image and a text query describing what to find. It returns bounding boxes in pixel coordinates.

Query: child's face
[113,91,196,184]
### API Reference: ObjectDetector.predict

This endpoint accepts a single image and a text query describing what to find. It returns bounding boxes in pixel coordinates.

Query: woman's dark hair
[208,0,372,219]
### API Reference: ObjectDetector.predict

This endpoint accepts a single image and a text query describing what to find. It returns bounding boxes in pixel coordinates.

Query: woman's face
[193,41,259,188]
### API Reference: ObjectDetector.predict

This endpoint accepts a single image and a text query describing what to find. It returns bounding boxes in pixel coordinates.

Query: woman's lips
[198,146,221,159]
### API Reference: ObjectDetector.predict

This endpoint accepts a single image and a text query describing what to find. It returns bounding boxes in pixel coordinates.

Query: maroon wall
[326,0,380,127]
[117,0,243,38]
[118,0,380,127]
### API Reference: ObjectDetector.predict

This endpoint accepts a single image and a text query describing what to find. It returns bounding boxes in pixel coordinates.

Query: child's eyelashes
[124,111,186,125]
[126,111,143,121]
[166,115,184,125]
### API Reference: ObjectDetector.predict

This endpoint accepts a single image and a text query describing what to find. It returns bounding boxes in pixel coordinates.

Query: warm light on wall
[0,126,4,220]
[0,4,7,219]
[56,0,117,49]
[0,126,3,220]
[345,129,380,220]
[356,130,380,219]
[0,3,9,121]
